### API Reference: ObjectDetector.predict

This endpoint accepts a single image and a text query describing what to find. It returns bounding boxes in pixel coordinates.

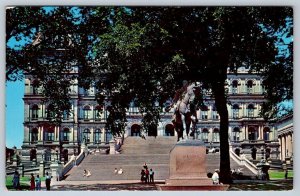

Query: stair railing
[230,149,258,175]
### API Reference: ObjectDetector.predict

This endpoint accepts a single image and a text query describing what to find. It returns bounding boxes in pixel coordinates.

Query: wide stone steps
[64,136,255,181]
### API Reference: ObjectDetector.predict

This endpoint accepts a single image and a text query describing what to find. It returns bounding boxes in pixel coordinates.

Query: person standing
[30,173,35,190]
[35,174,41,190]
[149,168,154,183]
[145,168,150,183]
[12,171,20,190]
[140,169,145,183]
[45,172,52,191]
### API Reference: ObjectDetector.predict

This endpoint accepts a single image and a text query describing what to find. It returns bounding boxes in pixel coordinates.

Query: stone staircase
[64,136,255,181]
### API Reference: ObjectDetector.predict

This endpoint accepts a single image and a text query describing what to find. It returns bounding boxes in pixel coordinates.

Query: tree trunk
[213,82,232,184]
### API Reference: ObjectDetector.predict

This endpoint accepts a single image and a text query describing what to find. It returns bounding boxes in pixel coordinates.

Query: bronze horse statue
[168,81,200,141]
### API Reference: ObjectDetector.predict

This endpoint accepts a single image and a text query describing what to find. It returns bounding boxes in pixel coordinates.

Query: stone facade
[21,66,282,164]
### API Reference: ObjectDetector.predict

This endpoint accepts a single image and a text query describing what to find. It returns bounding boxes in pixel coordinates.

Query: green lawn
[269,170,293,179]
[6,175,46,190]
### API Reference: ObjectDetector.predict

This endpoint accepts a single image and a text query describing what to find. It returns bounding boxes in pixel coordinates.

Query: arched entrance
[165,124,175,136]
[131,124,141,136]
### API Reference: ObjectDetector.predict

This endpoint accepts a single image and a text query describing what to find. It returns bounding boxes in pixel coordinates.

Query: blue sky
[6,81,24,148]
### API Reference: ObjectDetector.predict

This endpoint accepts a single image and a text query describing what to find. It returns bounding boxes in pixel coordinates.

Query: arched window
[202,128,209,142]
[201,105,208,120]
[83,105,91,120]
[263,127,271,141]
[247,80,253,94]
[213,128,220,142]
[83,129,90,143]
[247,104,255,117]
[31,128,38,143]
[232,127,240,142]
[232,80,238,94]
[62,128,70,141]
[232,104,240,119]
[94,105,102,121]
[31,104,39,119]
[94,129,102,144]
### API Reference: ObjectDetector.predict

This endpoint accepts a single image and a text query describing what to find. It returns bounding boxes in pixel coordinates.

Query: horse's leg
[185,114,192,139]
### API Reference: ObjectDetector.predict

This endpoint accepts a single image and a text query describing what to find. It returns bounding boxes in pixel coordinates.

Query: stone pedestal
[50,161,64,181]
[109,139,116,154]
[160,140,229,191]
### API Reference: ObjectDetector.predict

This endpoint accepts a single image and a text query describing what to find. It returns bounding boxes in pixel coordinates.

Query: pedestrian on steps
[145,168,150,183]
[149,168,155,183]
[141,169,146,183]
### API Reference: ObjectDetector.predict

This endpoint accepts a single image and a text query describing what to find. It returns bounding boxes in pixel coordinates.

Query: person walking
[145,168,150,183]
[35,174,41,190]
[149,168,154,183]
[30,173,35,190]
[45,172,52,191]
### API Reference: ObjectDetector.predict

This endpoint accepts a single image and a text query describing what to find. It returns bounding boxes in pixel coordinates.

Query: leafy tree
[7,6,292,184]
[93,7,292,183]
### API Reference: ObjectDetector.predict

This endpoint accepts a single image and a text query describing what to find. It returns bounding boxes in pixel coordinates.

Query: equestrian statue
[166,80,201,141]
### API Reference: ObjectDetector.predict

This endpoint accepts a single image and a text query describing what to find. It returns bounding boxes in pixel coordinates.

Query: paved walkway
[48,179,293,191]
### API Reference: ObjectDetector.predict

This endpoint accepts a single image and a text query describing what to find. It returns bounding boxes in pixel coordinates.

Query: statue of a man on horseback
[166,80,201,141]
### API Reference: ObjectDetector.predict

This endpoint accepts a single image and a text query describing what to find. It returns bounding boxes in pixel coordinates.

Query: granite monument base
[160,140,229,191]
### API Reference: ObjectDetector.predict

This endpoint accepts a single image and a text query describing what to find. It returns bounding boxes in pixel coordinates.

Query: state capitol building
[21,66,293,167]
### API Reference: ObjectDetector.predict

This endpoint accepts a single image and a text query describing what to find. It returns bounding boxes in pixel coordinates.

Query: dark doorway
[165,124,175,136]
[30,149,37,161]
[131,124,141,136]
[148,125,157,137]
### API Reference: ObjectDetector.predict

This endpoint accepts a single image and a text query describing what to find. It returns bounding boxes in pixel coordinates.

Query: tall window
[31,104,39,119]
[247,104,254,117]
[83,105,91,120]
[248,127,257,141]
[212,105,219,120]
[94,105,102,120]
[201,105,208,120]
[213,128,220,142]
[232,127,240,142]
[106,130,113,143]
[31,128,38,143]
[232,80,238,94]
[94,129,102,144]
[247,80,253,94]
[46,104,55,119]
[62,128,70,141]
[263,127,271,141]
[83,129,90,143]
[46,130,54,141]
[232,104,239,119]
[202,128,209,142]
[63,110,70,120]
